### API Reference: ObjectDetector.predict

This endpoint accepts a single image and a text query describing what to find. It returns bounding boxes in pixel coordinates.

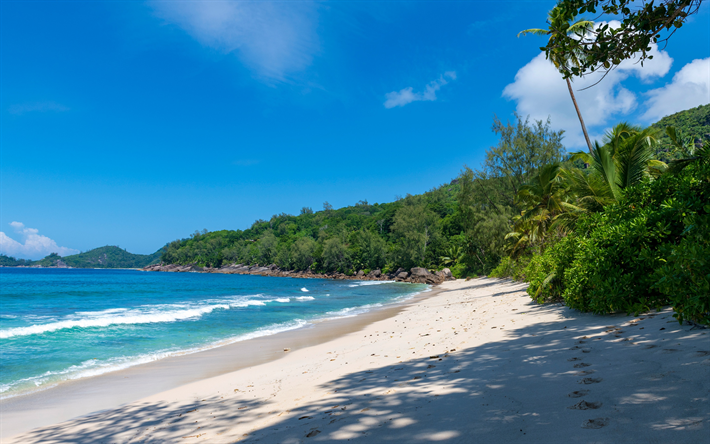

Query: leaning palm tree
[519,6,594,153]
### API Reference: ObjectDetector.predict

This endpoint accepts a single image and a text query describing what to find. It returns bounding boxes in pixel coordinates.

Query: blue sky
[2,1,709,258]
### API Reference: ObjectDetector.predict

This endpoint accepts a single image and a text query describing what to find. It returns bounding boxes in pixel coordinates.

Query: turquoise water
[0,268,426,398]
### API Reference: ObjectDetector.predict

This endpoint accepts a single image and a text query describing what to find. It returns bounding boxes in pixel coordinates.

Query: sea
[0,268,427,399]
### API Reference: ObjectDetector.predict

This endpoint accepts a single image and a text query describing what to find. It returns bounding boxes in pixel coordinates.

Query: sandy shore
[3,278,709,443]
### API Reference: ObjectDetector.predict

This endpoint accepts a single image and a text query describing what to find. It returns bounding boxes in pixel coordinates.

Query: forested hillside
[162,105,710,289]
[0,255,34,267]
[161,115,566,277]
[33,246,164,269]
[651,104,710,161]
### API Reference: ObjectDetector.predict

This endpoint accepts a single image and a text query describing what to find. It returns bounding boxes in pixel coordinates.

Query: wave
[0,318,309,399]
[348,280,395,287]
[295,296,314,301]
[275,298,290,303]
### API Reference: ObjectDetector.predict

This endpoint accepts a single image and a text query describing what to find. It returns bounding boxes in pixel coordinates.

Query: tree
[323,201,333,212]
[466,114,566,210]
[540,0,702,78]
[352,230,388,270]
[519,7,595,152]
[322,237,351,272]
[543,1,703,78]
[392,202,441,269]
[290,237,317,270]
[258,230,278,264]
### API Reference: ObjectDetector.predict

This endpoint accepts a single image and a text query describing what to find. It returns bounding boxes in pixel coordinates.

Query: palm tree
[506,163,570,257]
[519,6,594,153]
[569,123,663,201]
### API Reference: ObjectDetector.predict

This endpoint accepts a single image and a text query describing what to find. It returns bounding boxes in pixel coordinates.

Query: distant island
[0,245,164,269]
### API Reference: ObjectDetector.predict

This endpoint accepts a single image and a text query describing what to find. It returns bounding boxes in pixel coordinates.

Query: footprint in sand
[643,345,659,349]
[581,418,609,429]
[568,390,589,398]
[695,351,710,356]
[568,400,602,410]
[579,377,603,384]
[573,363,591,368]
[567,357,582,362]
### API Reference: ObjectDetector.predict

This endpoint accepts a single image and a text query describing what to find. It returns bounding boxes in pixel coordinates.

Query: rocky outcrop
[143,263,455,285]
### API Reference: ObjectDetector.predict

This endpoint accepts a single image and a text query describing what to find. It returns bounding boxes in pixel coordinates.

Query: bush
[654,211,710,324]
[524,235,577,303]
[489,255,533,282]
[525,162,709,321]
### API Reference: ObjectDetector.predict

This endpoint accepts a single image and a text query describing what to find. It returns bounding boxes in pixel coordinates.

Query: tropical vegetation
[3,246,164,269]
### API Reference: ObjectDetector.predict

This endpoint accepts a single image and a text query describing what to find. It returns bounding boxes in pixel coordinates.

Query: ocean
[0,268,427,399]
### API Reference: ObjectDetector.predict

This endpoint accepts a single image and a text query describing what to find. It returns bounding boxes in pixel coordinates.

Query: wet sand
[3,278,709,443]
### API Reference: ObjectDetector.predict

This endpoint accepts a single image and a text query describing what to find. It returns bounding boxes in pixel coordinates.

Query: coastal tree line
[162,0,709,325]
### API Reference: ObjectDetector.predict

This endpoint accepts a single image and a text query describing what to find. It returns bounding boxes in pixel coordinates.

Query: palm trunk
[566,77,593,154]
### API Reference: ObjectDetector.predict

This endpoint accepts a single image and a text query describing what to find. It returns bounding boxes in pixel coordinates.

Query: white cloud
[150,0,319,82]
[384,72,457,109]
[504,21,673,148]
[641,58,710,122]
[0,222,79,260]
[8,101,70,115]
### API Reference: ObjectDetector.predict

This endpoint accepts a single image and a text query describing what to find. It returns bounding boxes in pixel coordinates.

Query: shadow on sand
[10,300,710,444]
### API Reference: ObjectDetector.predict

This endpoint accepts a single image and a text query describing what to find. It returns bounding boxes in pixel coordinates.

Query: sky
[1,1,709,259]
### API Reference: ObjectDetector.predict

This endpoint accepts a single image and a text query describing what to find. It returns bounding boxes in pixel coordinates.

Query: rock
[440,268,453,279]
[368,269,381,278]
[356,270,365,277]
[410,267,430,278]
[396,272,409,279]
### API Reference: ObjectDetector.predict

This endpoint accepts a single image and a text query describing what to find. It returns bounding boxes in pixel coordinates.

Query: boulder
[396,271,409,279]
[356,270,365,277]
[410,267,430,278]
[441,268,453,278]
[368,269,381,278]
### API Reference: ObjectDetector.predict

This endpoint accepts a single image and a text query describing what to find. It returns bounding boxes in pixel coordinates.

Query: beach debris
[581,418,609,429]
[238,406,248,410]
[299,416,313,420]
[569,400,602,410]
[284,348,290,352]
[429,355,439,359]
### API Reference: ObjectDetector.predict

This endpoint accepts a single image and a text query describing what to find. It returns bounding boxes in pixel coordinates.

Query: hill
[34,246,164,269]
[0,255,35,267]
[651,104,710,161]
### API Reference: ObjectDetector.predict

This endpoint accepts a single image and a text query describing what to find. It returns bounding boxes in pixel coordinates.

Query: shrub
[489,255,533,282]
[654,211,710,324]
[525,161,709,321]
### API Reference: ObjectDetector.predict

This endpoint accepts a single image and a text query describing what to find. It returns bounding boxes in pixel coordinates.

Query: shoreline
[4,277,708,443]
[0,284,439,439]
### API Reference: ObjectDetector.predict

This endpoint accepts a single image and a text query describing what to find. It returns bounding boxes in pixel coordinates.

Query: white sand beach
[3,277,709,443]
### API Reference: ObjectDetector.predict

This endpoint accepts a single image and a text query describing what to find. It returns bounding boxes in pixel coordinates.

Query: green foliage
[542,1,702,78]
[653,207,710,325]
[160,184,459,273]
[524,160,709,323]
[0,255,34,266]
[489,255,533,282]
[33,246,164,269]
[391,201,441,269]
[651,104,710,161]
